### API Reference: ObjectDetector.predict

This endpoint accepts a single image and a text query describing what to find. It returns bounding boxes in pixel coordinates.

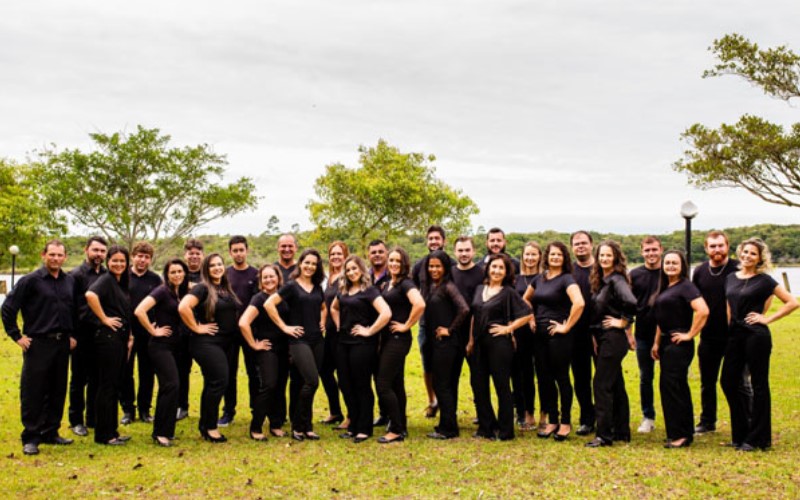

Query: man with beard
[275,234,298,283]
[176,238,204,421]
[481,228,520,273]
[368,240,390,289]
[569,230,596,436]
[68,236,107,437]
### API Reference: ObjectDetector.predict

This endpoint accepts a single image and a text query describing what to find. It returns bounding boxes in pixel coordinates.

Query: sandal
[423,402,439,419]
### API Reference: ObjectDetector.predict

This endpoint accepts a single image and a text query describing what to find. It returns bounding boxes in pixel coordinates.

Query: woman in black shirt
[134,258,190,447]
[376,247,425,443]
[468,254,532,440]
[523,241,584,441]
[266,249,328,442]
[321,241,349,427]
[513,241,542,431]
[586,240,637,447]
[86,245,133,446]
[329,255,391,443]
[650,250,708,448]
[239,264,289,441]
[178,253,240,443]
[721,238,798,451]
[419,249,470,439]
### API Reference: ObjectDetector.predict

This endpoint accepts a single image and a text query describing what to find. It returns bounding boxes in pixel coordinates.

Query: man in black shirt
[628,236,662,434]
[177,238,205,420]
[184,238,204,284]
[276,234,298,283]
[570,230,596,435]
[692,230,751,434]
[220,235,260,427]
[120,241,162,424]
[368,240,390,289]
[480,227,520,273]
[68,235,107,436]
[3,240,76,455]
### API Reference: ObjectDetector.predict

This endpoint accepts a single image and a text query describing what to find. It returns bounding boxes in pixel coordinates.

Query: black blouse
[88,273,132,334]
[188,283,239,337]
[725,273,778,334]
[381,279,418,336]
[423,281,469,342]
[148,284,182,345]
[248,291,289,344]
[277,281,325,344]
[654,279,702,336]
[471,285,531,341]
[530,272,576,325]
[337,286,382,345]
[590,272,637,329]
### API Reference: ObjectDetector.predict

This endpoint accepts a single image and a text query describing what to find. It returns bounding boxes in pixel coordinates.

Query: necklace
[482,285,502,301]
[708,260,729,277]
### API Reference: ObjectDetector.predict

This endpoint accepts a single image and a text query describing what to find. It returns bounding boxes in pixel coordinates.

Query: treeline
[26,223,798,274]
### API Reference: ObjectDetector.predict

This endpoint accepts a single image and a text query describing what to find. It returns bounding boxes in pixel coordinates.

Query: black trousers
[511,325,535,420]
[431,336,462,437]
[69,326,97,427]
[222,337,259,418]
[474,335,515,440]
[338,341,378,436]
[250,346,283,433]
[721,327,772,448]
[20,336,70,444]
[120,331,154,416]
[319,330,343,418]
[571,327,596,427]
[376,334,412,435]
[593,328,630,442]
[94,329,127,443]
[190,335,231,433]
[536,324,574,425]
[177,333,192,411]
[149,340,180,439]
[659,339,694,441]
[289,341,323,433]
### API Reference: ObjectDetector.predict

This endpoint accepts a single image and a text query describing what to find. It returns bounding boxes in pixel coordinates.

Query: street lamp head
[9,245,20,255]
[680,201,699,220]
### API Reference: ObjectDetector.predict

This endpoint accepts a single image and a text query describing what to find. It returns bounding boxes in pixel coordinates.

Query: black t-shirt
[188,283,239,337]
[88,273,132,333]
[725,273,778,335]
[530,272,576,325]
[453,265,484,305]
[227,265,259,315]
[629,265,660,341]
[277,281,324,344]
[248,291,289,343]
[148,284,182,345]
[186,270,202,286]
[130,270,162,335]
[654,279,702,335]
[337,286,381,344]
[275,262,297,284]
[324,276,342,335]
[692,259,739,340]
[515,273,538,297]
[590,272,637,327]
[382,279,418,335]
[70,262,107,325]
[572,263,593,330]
[471,285,531,341]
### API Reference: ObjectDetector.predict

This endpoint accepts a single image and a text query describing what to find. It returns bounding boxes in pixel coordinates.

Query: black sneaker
[140,412,154,423]
[121,413,134,425]
[218,413,234,427]
[694,423,716,434]
[176,408,189,421]
[23,443,40,455]
[576,424,595,436]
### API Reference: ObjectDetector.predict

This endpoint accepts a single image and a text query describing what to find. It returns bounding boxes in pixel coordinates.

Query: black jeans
[149,340,180,439]
[338,341,378,436]
[289,341,323,433]
[222,337,259,418]
[537,324,574,425]
[431,336,461,437]
[474,335,515,440]
[190,335,231,433]
[319,330,343,418]
[69,325,97,427]
[698,337,753,427]
[721,327,772,448]
[20,336,70,444]
[511,325,535,421]
[250,347,282,433]
[659,339,694,441]
[571,327,596,427]
[593,328,630,442]
[94,329,127,443]
[635,336,656,420]
[177,333,192,411]
[120,331,154,416]
[376,334,412,435]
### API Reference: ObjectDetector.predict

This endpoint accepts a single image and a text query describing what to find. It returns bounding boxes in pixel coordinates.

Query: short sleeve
[189,283,209,303]
[150,285,168,303]
[277,282,297,303]
[365,286,381,304]
[249,293,267,309]
[680,281,702,303]
[88,273,112,296]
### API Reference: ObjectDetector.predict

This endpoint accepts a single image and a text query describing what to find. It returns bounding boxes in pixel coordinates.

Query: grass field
[2,307,800,498]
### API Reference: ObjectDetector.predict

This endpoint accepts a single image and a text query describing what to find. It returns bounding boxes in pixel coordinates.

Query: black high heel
[553,425,571,442]
[537,425,557,439]
[201,430,227,443]
[249,432,268,442]
[321,415,344,425]
[152,436,172,447]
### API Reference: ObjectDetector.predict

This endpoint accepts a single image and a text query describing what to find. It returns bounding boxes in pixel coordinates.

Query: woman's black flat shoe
[664,439,691,449]
[537,428,556,439]
[304,432,321,441]
[201,431,227,443]
[352,435,370,443]
[269,429,286,438]
[321,415,344,425]
[152,436,172,447]
[291,432,305,442]
[377,434,404,444]
[585,437,612,448]
[249,432,268,442]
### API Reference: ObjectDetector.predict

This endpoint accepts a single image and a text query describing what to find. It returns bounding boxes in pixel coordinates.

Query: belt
[43,332,69,340]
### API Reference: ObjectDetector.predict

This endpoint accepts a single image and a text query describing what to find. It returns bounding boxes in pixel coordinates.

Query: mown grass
[2,306,800,498]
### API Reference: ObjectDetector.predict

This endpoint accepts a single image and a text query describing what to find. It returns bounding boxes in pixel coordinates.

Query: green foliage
[675,34,800,208]
[36,126,259,254]
[307,140,479,254]
[0,159,65,268]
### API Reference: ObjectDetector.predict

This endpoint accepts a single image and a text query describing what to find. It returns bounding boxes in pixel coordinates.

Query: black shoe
[613,434,631,443]
[116,435,132,442]
[321,415,344,425]
[249,432,268,442]
[585,437,612,448]
[153,436,172,447]
[218,413,234,427]
[71,424,88,437]
[304,432,321,441]
[105,437,128,446]
[23,443,39,455]
[738,443,768,452]
[664,438,692,449]
[537,426,557,439]
[352,434,370,443]
[291,431,305,442]
[373,416,389,427]
[576,424,595,436]
[694,423,716,434]
[472,432,497,441]
[339,432,354,439]
[554,426,571,442]
[121,413,134,425]
[176,408,189,421]
[44,435,74,445]
[200,431,227,443]
[269,429,287,438]
[140,413,154,423]
[426,431,453,440]
[378,434,404,444]
[720,441,742,449]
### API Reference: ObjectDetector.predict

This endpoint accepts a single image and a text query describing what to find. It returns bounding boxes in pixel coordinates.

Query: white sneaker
[637,418,655,433]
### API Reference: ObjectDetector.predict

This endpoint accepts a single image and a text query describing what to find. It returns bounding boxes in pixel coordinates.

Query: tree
[38,126,259,253]
[674,34,800,207]
[307,140,479,253]
[0,159,65,269]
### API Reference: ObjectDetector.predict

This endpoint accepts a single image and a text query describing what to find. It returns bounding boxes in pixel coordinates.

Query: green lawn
[2,309,799,498]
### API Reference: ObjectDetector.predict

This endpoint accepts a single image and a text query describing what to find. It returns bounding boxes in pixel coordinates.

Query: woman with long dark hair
[178,253,240,443]
[721,238,797,451]
[85,245,133,445]
[513,241,541,431]
[238,264,289,441]
[321,241,349,428]
[523,241,584,441]
[329,255,391,443]
[585,240,637,447]
[419,249,470,440]
[650,250,709,448]
[468,254,532,440]
[266,249,327,442]
[376,247,425,443]
[134,258,190,447]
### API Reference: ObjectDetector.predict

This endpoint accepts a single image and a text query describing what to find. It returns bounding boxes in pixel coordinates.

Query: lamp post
[680,201,698,275]
[9,245,20,288]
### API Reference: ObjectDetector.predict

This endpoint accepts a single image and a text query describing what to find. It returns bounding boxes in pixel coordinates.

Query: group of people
[2,226,796,456]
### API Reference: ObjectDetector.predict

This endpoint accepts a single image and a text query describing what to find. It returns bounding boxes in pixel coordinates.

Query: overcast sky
[2,0,798,237]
